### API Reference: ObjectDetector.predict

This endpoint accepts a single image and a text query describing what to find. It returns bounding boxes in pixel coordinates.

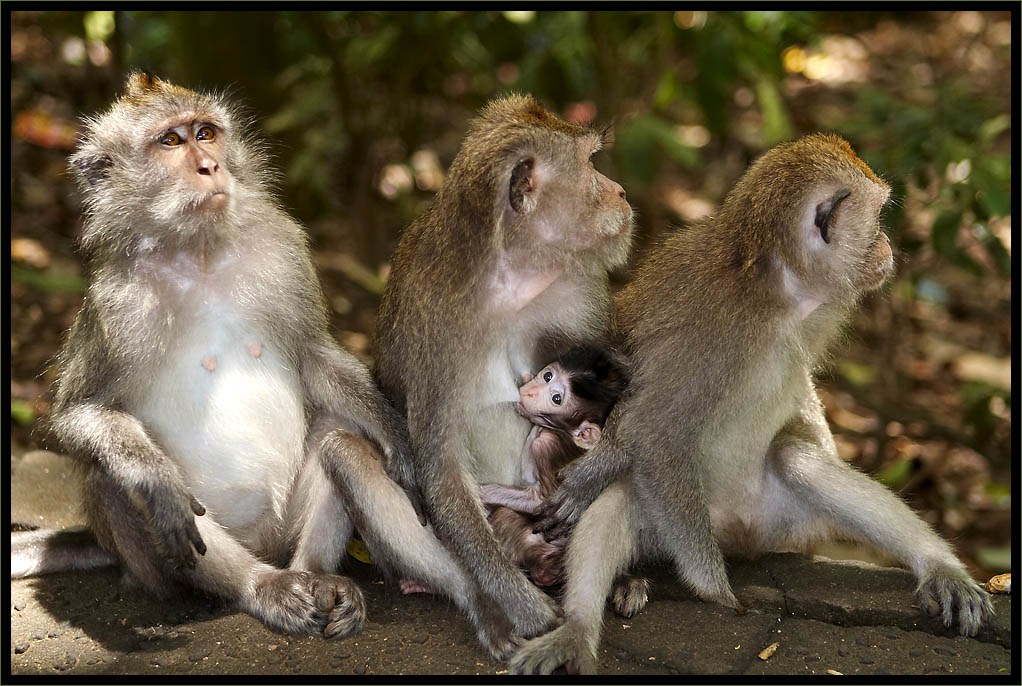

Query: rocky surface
[9,450,1013,676]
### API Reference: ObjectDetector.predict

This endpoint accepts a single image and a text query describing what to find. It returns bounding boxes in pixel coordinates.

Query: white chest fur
[129,259,306,538]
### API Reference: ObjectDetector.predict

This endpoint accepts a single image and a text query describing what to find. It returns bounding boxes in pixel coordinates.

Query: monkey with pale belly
[11,73,521,657]
[515,134,993,674]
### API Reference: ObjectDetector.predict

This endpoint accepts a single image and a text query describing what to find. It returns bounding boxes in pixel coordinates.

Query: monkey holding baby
[11,73,524,658]
[374,94,635,640]
[514,133,993,673]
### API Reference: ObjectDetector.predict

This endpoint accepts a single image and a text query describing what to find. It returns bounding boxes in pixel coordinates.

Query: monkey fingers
[532,492,584,540]
[142,481,207,567]
[915,566,994,637]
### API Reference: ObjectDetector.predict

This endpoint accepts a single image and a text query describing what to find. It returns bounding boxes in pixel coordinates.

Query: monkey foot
[510,623,597,675]
[916,565,994,637]
[398,578,434,595]
[610,575,650,618]
[247,569,366,639]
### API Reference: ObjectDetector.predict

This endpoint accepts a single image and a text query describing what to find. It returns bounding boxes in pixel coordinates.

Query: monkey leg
[87,463,362,638]
[768,432,993,636]
[418,455,561,639]
[511,480,636,675]
[630,458,741,611]
[317,429,520,661]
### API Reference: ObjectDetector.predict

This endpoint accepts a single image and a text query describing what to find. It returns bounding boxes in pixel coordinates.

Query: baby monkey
[481,346,628,586]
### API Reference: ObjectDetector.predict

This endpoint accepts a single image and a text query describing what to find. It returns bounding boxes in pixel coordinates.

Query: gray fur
[515,134,991,673]
[374,94,633,640]
[24,73,507,655]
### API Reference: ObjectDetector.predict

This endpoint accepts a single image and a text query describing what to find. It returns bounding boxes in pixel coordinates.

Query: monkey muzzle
[859,232,894,291]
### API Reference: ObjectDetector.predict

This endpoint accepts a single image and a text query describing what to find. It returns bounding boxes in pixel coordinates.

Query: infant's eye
[552,393,562,406]
[543,370,553,382]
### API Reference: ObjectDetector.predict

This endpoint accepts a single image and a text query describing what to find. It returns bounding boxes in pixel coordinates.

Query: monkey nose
[197,158,219,176]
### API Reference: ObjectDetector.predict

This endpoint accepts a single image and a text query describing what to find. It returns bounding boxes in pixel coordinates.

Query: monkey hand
[915,565,994,637]
[141,480,207,569]
[532,462,604,540]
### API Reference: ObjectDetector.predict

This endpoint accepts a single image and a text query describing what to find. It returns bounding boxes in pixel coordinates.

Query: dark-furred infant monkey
[481,346,628,586]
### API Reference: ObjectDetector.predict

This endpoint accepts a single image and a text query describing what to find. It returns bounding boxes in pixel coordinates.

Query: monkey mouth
[196,190,230,211]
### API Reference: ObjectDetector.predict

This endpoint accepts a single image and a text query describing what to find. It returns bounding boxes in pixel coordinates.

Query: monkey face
[518,362,575,420]
[503,131,634,273]
[151,120,234,214]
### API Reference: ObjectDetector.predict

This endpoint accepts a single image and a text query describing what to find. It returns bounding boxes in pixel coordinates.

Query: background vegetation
[9,10,1012,578]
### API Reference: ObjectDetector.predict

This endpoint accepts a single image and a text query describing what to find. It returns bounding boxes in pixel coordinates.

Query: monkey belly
[133,324,305,539]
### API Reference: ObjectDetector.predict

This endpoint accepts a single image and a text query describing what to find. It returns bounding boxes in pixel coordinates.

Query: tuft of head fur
[555,346,629,426]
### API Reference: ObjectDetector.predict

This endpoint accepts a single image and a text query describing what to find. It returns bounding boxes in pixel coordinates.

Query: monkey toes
[611,576,650,618]
[248,569,366,639]
[510,624,597,675]
[310,573,368,639]
[916,566,994,637]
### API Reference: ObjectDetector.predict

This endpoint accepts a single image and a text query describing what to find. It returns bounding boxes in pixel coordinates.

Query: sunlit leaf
[10,399,36,426]
[837,361,875,386]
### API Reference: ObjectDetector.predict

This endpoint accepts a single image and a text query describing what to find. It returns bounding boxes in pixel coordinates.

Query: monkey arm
[47,402,207,568]
[532,425,630,540]
[298,338,424,522]
[479,483,545,514]
[769,385,993,636]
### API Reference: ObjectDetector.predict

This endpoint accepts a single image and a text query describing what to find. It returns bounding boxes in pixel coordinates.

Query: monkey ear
[572,422,601,450]
[71,152,114,190]
[508,158,538,213]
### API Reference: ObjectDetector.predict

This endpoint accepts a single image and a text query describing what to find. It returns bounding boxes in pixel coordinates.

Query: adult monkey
[374,95,634,637]
[515,134,993,673]
[13,73,517,656]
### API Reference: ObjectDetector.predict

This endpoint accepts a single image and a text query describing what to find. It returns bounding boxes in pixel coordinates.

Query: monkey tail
[10,526,117,578]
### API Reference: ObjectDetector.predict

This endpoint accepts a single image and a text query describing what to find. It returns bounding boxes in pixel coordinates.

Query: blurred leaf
[931,211,982,276]
[10,263,85,294]
[976,114,1010,145]
[653,70,680,109]
[615,114,701,188]
[913,277,948,304]
[754,76,793,146]
[985,483,1011,500]
[876,457,915,488]
[11,399,36,426]
[837,361,876,387]
[975,546,1012,573]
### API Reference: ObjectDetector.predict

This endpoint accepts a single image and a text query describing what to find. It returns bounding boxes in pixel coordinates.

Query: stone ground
[8,450,1015,677]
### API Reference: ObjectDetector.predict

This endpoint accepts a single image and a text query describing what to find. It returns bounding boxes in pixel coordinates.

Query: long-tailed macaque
[11,73,516,657]
[514,134,993,673]
[374,95,634,638]
[481,346,628,586]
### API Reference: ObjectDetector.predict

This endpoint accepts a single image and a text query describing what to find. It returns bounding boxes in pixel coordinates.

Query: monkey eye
[196,125,216,141]
[814,188,851,244]
[159,131,182,146]
[552,392,562,406]
[543,370,553,383]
